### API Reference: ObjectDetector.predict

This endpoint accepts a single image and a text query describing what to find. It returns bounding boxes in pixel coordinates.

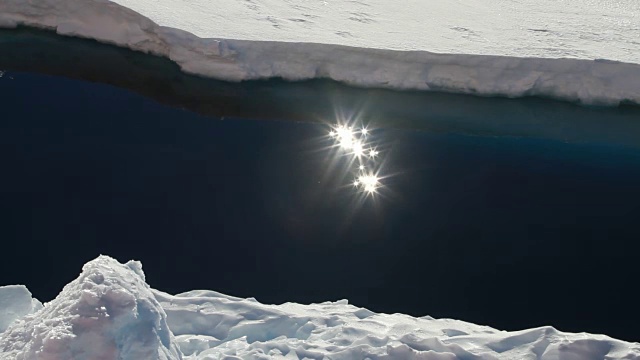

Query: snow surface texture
[112,0,640,64]
[0,256,182,360]
[1,256,640,360]
[0,286,43,333]
[1,0,639,106]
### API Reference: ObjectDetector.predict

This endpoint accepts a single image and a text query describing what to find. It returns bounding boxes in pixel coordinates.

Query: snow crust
[1,0,639,106]
[2,256,640,360]
[0,256,182,360]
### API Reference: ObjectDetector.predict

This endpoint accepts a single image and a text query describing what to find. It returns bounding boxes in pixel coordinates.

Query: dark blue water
[1,60,640,340]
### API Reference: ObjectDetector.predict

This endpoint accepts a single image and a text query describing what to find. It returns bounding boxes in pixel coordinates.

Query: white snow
[0,256,182,360]
[156,290,640,360]
[0,286,42,333]
[1,0,639,106]
[111,0,640,64]
[1,256,640,360]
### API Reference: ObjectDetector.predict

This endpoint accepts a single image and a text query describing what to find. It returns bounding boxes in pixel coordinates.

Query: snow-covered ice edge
[2,256,640,360]
[1,0,639,107]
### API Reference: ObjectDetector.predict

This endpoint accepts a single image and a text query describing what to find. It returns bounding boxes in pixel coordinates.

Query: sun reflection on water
[327,123,384,196]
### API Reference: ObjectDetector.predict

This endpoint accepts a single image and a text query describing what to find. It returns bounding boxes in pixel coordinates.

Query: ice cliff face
[0,256,182,360]
[0,0,639,106]
[1,256,639,360]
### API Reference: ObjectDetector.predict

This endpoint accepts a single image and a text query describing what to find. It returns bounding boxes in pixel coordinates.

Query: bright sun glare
[328,123,383,196]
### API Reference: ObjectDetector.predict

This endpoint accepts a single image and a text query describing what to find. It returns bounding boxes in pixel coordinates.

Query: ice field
[2,257,639,359]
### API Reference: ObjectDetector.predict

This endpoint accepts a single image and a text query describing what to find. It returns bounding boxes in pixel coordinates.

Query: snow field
[0,0,639,105]
[1,256,639,359]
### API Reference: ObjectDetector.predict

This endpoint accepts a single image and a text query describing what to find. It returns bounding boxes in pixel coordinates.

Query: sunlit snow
[105,0,640,63]
[0,286,42,333]
[0,0,639,358]
[1,256,639,359]
[1,0,639,105]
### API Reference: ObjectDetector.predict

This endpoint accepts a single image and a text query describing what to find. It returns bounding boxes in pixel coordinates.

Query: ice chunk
[0,285,42,333]
[0,256,183,360]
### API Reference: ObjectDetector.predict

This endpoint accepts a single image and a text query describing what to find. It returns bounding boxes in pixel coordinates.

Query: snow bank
[1,0,639,106]
[2,256,640,359]
[0,256,182,360]
[156,289,640,360]
[0,286,42,333]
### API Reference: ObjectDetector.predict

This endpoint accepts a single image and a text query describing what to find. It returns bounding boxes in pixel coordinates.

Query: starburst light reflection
[358,174,380,194]
[353,141,365,157]
[326,122,386,197]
